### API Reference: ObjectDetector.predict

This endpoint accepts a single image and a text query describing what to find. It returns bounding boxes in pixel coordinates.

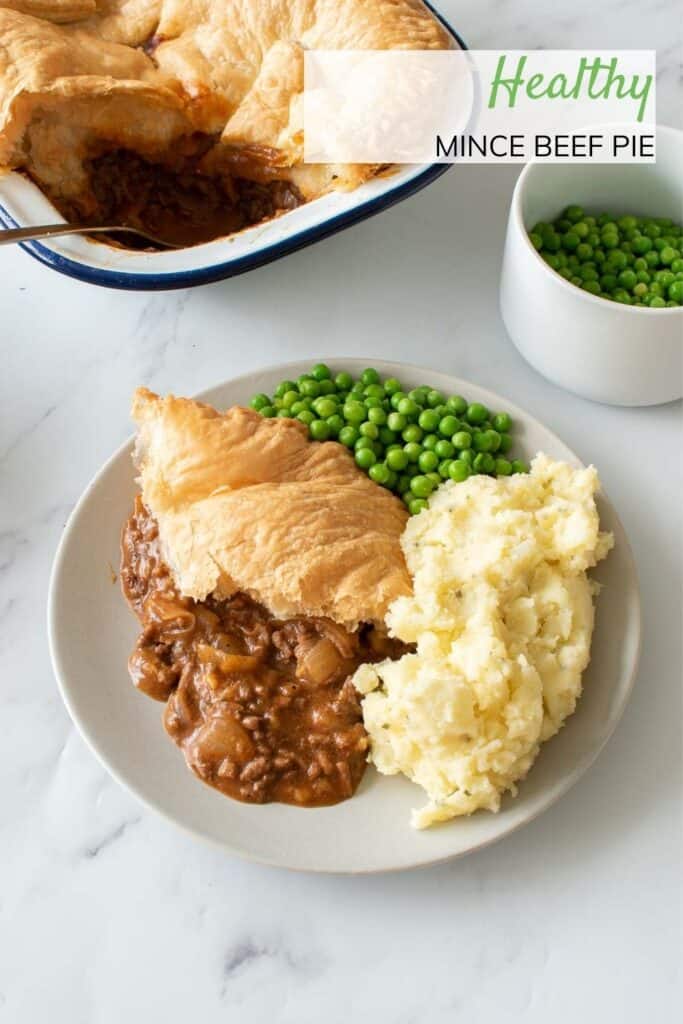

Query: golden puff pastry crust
[131,388,412,630]
[0,0,451,204]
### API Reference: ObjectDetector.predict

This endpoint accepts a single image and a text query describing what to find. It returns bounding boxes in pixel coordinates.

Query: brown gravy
[121,498,405,807]
[41,137,302,249]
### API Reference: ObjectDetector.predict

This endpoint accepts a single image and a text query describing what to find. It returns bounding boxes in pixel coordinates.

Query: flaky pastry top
[0,0,452,200]
[131,387,411,630]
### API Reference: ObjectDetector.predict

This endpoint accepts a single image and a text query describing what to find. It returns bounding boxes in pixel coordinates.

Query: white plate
[48,360,641,873]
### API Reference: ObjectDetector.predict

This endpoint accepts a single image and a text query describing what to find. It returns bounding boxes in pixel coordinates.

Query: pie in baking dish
[121,389,411,807]
[0,0,452,245]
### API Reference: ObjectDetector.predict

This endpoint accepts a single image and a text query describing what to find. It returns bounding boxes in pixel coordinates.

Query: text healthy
[488,56,654,122]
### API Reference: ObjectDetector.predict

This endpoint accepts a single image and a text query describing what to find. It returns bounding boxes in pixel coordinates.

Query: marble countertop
[1,2,681,1021]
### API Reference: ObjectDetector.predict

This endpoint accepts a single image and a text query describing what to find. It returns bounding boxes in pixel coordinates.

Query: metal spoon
[0,222,182,250]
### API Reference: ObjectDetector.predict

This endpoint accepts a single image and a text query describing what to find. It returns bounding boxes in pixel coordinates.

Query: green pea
[367,406,387,425]
[632,235,652,254]
[418,409,440,432]
[426,390,444,408]
[363,396,382,409]
[407,388,426,406]
[422,433,439,450]
[452,431,472,450]
[495,458,513,476]
[301,379,323,398]
[274,380,297,398]
[358,422,378,441]
[390,391,407,410]
[655,270,675,287]
[668,280,683,302]
[492,412,511,433]
[446,395,468,416]
[343,401,366,424]
[632,282,648,298]
[649,295,666,308]
[364,384,385,399]
[378,427,396,446]
[618,270,637,290]
[473,431,492,452]
[387,411,407,432]
[296,410,314,425]
[438,415,459,437]
[309,419,331,441]
[403,442,422,463]
[250,393,270,410]
[511,459,529,474]
[498,433,512,453]
[530,232,543,251]
[448,460,470,482]
[319,379,337,395]
[383,377,402,395]
[279,390,298,410]
[410,475,434,498]
[434,439,455,459]
[313,397,337,419]
[606,249,628,270]
[360,368,380,386]
[397,398,420,418]
[418,450,439,473]
[465,403,488,425]
[338,425,358,447]
[326,414,344,437]
[660,246,677,265]
[408,498,428,516]
[576,243,593,261]
[473,452,495,474]
[564,205,584,222]
[438,459,454,479]
[562,231,580,251]
[459,449,475,466]
[311,363,331,381]
[386,448,409,471]
[582,280,601,295]
[355,448,376,470]
[335,371,353,390]
[369,463,391,485]
[671,258,683,273]
[403,424,423,444]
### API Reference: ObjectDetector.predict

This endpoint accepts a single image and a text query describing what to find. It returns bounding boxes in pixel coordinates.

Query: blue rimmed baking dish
[0,7,467,291]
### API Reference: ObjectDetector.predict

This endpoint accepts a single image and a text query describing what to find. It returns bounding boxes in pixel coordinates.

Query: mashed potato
[353,454,613,828]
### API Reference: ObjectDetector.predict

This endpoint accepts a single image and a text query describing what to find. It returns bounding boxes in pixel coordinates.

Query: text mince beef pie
[0,1,451,246]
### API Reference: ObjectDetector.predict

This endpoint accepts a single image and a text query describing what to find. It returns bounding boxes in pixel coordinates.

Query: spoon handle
[0,223,137,245]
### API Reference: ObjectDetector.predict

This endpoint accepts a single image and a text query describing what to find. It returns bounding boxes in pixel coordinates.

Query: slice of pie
[121,388,411,807]
[0,1,452,245]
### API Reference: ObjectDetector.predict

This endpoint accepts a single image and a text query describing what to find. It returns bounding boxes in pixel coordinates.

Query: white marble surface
[1,2,682,1021]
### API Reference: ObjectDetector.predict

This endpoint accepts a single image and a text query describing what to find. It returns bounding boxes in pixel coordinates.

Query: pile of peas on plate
[249,365,528,515]
[529,206,683,307]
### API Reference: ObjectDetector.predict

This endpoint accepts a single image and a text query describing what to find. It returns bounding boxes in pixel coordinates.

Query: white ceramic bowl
[500,125,683,406]
[48,359,641,873]
[0,6,464,291]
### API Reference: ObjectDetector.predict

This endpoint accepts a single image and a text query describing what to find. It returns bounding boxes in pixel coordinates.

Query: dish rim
[47,358,642,873]
[0,5,465,291]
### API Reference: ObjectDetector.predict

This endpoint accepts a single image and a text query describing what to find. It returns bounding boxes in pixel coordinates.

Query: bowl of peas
[500,124,683,406]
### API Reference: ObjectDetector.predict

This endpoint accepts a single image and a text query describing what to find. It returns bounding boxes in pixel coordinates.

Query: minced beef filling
[46,138,302,249]
[120,498,407,807]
